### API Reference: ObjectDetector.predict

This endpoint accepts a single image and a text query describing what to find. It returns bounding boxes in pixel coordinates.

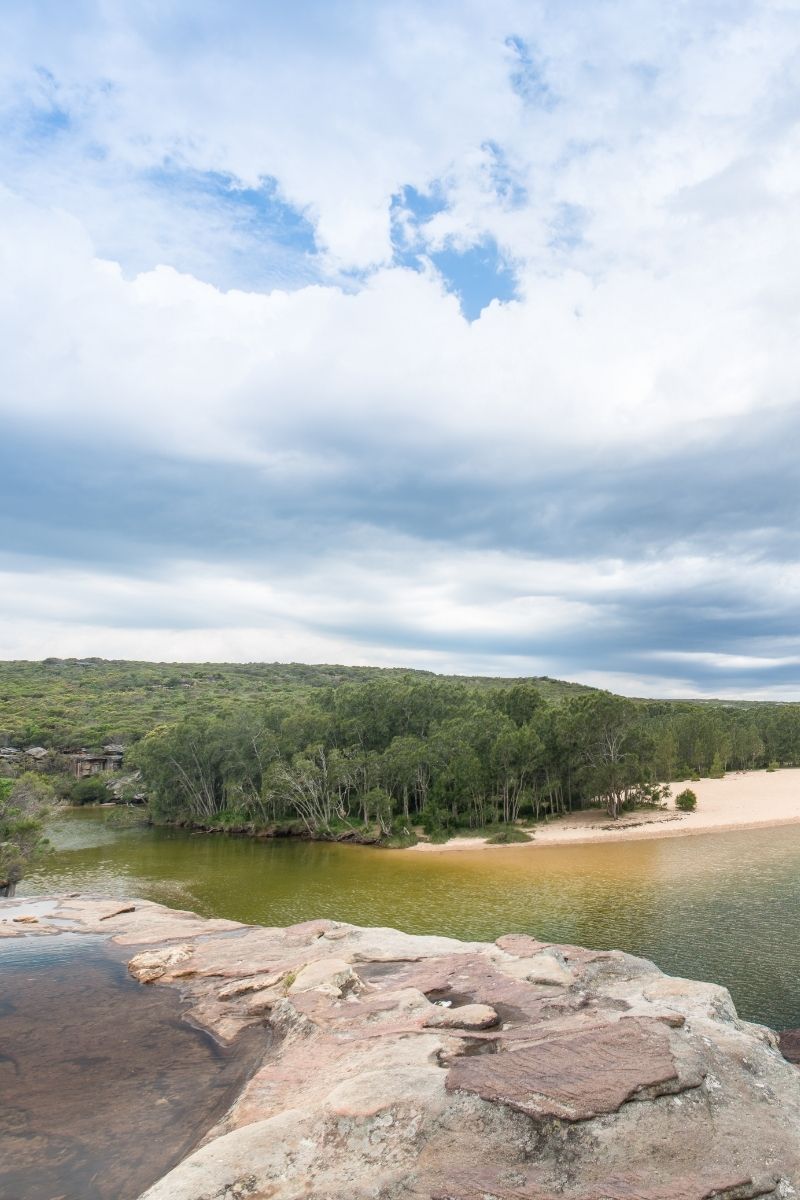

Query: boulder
[424,1002,499,1030]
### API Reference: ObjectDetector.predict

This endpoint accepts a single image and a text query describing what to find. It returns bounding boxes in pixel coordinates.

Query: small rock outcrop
[3,896,800,1199]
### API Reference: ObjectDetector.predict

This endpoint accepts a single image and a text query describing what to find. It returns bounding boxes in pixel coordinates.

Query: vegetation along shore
[3,659,800,878]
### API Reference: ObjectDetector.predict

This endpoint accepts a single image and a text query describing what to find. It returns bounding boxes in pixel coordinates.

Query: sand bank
[412,768,800,852]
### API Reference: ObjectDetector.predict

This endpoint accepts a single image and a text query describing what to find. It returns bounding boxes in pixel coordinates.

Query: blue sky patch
[141,165,320,289]
[483,141,527,209]
[390,183,448,266]
[3,68,72,147]
[430,238,518,320]
[505,35,556,109]
[548,202,587,252]
[390,186,518,318]
[146,166,318,255]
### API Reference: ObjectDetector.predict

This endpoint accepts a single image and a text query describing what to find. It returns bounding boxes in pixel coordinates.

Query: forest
[129,674,799,843]
[2,660,798,845]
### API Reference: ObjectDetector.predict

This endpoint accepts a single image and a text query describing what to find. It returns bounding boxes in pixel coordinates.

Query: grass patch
[380,830,419,849]
[485,826,533,844]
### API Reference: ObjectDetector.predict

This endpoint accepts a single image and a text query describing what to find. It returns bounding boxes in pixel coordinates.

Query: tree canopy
[125,676,800,840]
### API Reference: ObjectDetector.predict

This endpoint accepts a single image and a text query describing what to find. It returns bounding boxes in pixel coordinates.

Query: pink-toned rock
[288,957,361,996]
[424,1002,499,1030]
[99,903,137,920]
[10,897,800,1200]
[325,1064,447,1118]
[499,951,574,987]
[217,971,285,1000]
[445,1016,699,1122]
[434,1169,778,1200]
[495,933,549,957]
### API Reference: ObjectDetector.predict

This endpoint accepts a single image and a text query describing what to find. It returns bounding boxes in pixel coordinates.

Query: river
[17,807,800,1031]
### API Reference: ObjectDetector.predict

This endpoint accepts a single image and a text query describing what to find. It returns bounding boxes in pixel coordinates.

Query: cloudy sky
[1,1,799,697]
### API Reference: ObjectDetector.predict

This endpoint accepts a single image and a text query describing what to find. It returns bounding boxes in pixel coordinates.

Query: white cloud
[1,534,799,695]
[2,2,800,693]
[2,170,799,477]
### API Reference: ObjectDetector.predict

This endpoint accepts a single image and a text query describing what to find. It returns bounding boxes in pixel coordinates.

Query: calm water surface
[18,808,800,1030]
[0,930,262,1200]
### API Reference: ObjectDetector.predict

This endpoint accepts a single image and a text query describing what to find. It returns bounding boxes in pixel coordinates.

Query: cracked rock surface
[3,896,800,1199]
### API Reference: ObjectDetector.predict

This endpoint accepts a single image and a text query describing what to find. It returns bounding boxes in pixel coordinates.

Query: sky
[1,0,800,698]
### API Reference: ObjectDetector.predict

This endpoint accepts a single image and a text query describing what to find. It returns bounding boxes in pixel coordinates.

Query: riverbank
[413,768,800,852]
[2,895,799,1198]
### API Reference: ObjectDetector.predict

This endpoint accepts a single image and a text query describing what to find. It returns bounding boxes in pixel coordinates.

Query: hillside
[0,658,597,749]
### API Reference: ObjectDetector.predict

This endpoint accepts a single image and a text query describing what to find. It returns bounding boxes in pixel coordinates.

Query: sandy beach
[412,768,800,852]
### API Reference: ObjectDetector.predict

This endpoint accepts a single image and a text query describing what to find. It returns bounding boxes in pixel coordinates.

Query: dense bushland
[127,678,800,839]
[0,772,54,894]
[0,659,591,749]
[2,661,798,843]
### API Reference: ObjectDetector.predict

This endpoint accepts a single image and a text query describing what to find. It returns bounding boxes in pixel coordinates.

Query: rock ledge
[3,896,800,1199]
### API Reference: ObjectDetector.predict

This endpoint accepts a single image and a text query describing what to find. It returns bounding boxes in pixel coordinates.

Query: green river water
[17,808,800,1031]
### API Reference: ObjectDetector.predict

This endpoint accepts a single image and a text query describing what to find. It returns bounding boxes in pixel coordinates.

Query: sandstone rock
[217,971,285,1000]
[779,1028,800,1062]
[424,1002,499,1030]
[127,942,194,984]
[98,903,136,920]
[445,1016,694,1121]
[499,950,575,987]
[434,1169,780,1200]
[11,898,800,1200]
[495,933,548,957]
[324,1064,447,1117]
[288,957,362,997]
[643,975,739,1023]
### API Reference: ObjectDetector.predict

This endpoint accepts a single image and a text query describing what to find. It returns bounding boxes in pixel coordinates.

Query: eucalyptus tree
[262,744,349,835]
[567,692,649,819]
[490,718,542,824]
[0,772,55,896]
[132,719,228,821]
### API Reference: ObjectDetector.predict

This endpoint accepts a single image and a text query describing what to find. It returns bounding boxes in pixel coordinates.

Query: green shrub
[380,830,419,849]
[70,775,111,805]
[709,754,725,779]
[420,800,457,837]
[486,826,533,844]
[675,788,697,812]
[767,761,780,773]
[426,827,451,844]
[625,782,669,810]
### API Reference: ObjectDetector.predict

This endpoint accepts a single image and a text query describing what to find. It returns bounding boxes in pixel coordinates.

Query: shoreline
[411,768,800,853]
[78,767,800,856]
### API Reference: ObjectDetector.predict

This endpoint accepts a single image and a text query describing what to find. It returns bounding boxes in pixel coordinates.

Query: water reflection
[0,932,261,1200]
[19,809,800,1030]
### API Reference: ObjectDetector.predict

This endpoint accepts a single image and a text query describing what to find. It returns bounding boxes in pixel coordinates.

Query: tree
[131,720,228,822]
[262,745,348,834]
[709,753,725,779]
[0,773,55,895]
[490,719,541,824]
[568,693,648,819]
